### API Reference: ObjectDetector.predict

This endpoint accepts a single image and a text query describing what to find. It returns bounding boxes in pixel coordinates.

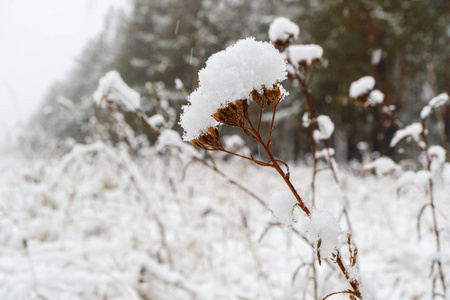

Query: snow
[428,145,447,172]
[288,44,323,65]
[428,93,449,108]
[363,157,401,176]
[421,94,448,119]
[222,135,250,157]
[56,96,74,110]
[179,91,220,142]
[155,129,200,161]
[315,148,335,160]
[349,76,375,98]
[390,122,423,147]
[312,115,335,141]
[268,17,299,42]
[302,112,310,127]
[180,38,287,141]
[174,78,184,90]
[302,209,341,259]
[268,190,299,227]
[93,71,141,111]
[1,145,449,299]
[420,105,432,119]
[414,170,432,192]
[443,163,450,185]
[367,89,384,106]
[147,114,166,128]
[371,48,382,65]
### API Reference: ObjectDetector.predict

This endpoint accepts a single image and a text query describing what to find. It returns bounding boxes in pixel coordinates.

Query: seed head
[191,127,222,150]
[212,99,249,128]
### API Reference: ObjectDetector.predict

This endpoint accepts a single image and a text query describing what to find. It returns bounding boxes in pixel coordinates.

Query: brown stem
[335,251,362,299]
[267,106,277,147]
[135,109,161,135]
[323,290,358,300]
[244,115,311,216]
[420,119,446,297]
[323,139,339,184]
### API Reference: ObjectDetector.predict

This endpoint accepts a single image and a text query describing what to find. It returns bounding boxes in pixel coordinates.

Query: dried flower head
[349,76,376,106]
[191,127,222,150]
[268,17,300,52]
[212,100,249,128]
[180,38,287,142]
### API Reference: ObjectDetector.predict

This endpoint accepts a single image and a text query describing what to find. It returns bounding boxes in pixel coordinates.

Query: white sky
[0,0,127,145]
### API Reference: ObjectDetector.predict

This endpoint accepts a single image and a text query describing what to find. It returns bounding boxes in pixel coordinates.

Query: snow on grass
[0,144,449,299]
[363,156,401,176]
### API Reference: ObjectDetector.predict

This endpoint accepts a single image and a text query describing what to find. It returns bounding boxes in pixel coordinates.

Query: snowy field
[0,140,449,300]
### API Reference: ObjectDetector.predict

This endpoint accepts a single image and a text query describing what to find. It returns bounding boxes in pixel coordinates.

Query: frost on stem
[93,70,141,111]
[179,37,287,143]
[268,17,299,51]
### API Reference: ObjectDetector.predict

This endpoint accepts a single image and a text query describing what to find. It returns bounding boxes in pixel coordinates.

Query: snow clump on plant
[180,37,287,142]
[93,70,140,111]
[268,17,300,43]
[313,115,335,141]
[302,209,342,259]
[288,44,323,66]
[349,76,375,99]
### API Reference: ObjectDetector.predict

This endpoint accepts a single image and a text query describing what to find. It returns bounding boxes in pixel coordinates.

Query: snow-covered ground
[0,143,449,300]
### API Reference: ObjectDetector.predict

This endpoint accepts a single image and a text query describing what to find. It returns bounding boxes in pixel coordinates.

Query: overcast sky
[0,0,127,145]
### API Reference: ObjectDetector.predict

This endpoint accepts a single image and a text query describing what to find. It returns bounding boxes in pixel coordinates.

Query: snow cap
[313,115,335,141]
[367,90,384,106]
[268,190,299,227]
[390,122,423,147]
[93,70,140,111]
[302,209,341,259]
[288,44,323,65]
[349,76,375,99]
[428,93,449,108]
[268,17,300,43]
[180,37,287,141]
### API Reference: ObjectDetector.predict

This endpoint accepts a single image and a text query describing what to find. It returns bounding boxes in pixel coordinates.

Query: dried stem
[377,100,447,298]
[420,119,447,297]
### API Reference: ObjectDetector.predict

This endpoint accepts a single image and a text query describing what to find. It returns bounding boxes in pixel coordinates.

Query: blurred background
[2,0,449,162]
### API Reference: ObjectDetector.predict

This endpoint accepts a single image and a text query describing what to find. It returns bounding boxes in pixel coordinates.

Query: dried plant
[180,37,365,299]
[351,76,449,299]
